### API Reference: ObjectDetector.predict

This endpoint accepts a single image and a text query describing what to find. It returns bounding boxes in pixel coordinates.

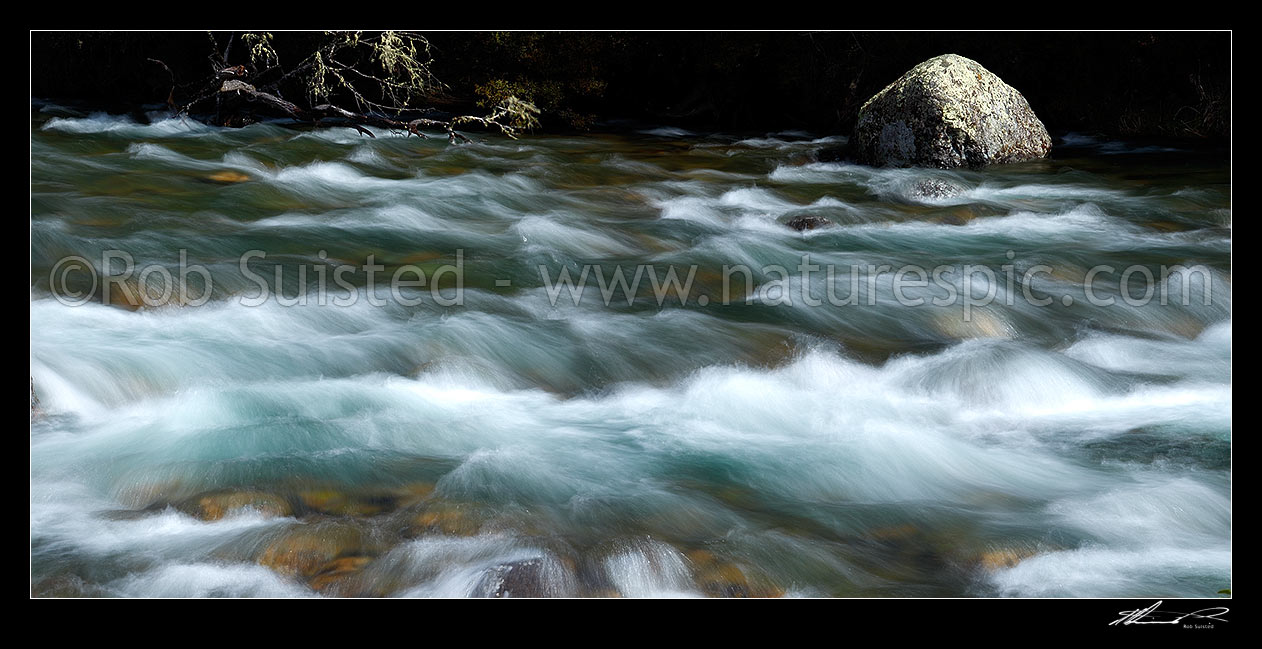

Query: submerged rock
[405,503,483,537]
[207,170,251,183]
[930,308,1014,340]
[32,574,103,598]
[288,481,436,517]
[256,521,372,578]
[473,557,575,598]
[853,54,1051,168]
[298,489,390,517]
[309,556,374,594]
[187,490,292,521]
[977,545,1041,572]
[103,276,198,311]
[686,549,784,598]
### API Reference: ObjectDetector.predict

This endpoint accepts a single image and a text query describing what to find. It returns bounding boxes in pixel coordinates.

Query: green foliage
[307,50,333,105]
[252,31,439,114]
[241,32,279,70]
[366,31,437,107]
[491,95,541,131]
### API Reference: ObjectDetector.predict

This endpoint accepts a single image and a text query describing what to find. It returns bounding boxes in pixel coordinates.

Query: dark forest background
[30,31,1230,139]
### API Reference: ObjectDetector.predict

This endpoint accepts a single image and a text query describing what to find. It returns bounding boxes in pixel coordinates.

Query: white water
[31,110,1231,597]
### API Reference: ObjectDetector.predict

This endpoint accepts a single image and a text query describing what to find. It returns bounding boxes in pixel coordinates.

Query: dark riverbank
[31,31,1229,140]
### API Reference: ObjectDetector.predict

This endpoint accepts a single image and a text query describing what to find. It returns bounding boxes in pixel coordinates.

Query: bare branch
[146,58,176,111]
[153,31,542,144]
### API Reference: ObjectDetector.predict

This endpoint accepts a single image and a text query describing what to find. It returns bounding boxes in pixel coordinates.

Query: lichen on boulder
[853,54,1051,169]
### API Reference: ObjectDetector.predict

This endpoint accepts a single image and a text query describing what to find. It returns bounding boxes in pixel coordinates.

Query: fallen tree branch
[157,31,541,143]
[220,79,304,119]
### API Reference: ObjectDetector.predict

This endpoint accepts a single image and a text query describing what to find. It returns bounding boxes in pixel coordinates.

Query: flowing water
[30,104,1231,597]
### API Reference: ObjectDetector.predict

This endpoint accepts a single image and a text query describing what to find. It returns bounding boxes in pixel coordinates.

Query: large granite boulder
[853,54,1051,168]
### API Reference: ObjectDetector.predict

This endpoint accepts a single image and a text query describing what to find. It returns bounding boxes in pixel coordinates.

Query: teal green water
[30,106,1230,597]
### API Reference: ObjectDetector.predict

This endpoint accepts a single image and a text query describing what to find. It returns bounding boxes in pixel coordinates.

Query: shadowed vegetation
[32,31,1228,139]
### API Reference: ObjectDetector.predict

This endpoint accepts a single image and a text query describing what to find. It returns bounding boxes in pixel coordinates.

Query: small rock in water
[103,276,198,311]
[911,178,965,201]
[385,482,437,509]
[207,170,251,183]
[931,309,1013,340]
[189,490,292,521]
[32,574,100,598]
[475,559,548,598]
[309,556,374,594]
[290,481,435,517]
[978,546,1038,572]
[474,556,575,598]
[785,215,831,231]
[686,549,783,598]
[299,489,389,517]
[256,521,371,578]
[405,502,482,537]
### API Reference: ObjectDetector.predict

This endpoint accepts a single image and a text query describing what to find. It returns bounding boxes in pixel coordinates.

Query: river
[30,104,1231,597]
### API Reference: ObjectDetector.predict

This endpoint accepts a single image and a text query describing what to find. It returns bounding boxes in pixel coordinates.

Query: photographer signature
[1110,601,1229,626]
